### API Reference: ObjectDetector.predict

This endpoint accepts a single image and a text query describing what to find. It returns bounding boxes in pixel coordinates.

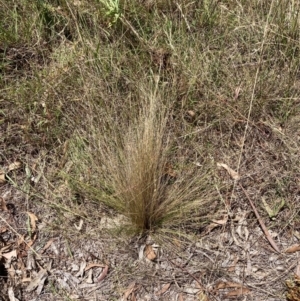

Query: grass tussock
[68,78,217,234]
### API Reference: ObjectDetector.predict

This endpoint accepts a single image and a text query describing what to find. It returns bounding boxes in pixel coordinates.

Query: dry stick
[239,184,280,253]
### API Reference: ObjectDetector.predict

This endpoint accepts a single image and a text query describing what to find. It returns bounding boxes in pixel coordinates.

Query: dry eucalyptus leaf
[285,244,300,253]
[156,283,171,296]
[97,265,108,282]
[217,163,240,180]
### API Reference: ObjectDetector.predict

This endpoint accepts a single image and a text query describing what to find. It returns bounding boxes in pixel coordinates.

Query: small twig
[239,184,280,253]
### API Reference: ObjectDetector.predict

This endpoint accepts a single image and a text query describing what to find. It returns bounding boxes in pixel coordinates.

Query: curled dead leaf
[217,163,240,180]
[144,244,156,261]
[97,265,108,282]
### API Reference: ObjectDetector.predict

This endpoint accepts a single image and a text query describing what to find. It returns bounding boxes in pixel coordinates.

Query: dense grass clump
[68,79,217,234]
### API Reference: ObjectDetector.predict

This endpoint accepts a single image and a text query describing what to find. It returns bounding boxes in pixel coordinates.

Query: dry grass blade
[239,184,280,253]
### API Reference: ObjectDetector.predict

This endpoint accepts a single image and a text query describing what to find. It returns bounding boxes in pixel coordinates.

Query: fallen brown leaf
[144,244,156,261]
[156,283,171,296]
[217,163,240,180]
[97,265,108,282]
[285,244,300,253]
